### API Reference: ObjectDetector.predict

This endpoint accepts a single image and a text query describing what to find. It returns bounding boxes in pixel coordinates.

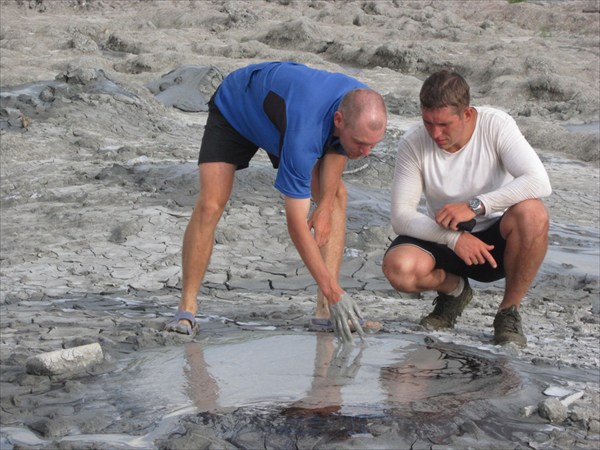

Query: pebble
[28,417,73,438]
[522,405,538,416]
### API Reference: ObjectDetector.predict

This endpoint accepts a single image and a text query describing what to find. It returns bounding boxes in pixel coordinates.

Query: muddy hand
[329,294,365,343]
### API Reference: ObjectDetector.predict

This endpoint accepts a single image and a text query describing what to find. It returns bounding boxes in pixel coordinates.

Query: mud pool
[1,325,597,450]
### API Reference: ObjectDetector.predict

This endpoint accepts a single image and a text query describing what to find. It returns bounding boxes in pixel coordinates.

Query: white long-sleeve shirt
[390,106,552,250]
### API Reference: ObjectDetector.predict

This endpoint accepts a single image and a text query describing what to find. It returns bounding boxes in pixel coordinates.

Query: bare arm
[285,196,344,304]
[308,152,347,247]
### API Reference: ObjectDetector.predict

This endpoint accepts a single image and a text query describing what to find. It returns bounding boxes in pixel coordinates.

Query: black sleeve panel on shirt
[263,90,287,154]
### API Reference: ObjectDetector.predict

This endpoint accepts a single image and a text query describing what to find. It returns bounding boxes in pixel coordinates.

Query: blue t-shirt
[214,61,367,199]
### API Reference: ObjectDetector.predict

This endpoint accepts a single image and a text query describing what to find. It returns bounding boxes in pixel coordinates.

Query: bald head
[338,88,387,132]
[334,88,387,160]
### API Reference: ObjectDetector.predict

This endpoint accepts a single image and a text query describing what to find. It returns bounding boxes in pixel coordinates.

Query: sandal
[164,310,197,335]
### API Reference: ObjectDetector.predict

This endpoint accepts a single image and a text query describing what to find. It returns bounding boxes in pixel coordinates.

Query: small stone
[538,397,568,423]
[459,420,482,437]
[588,419,600,434]
[28,417,72,438]
[522,405,538,416]
[570,406,593,422]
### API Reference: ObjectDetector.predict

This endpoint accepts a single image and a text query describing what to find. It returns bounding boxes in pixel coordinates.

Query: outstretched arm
[285,196,343,304]
[286,195,364,342]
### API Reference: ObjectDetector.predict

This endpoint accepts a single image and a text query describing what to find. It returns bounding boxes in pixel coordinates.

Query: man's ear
[334,110,344,129]
[463,106,475,121]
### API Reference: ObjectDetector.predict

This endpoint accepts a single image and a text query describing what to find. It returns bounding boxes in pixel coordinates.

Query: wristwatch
[468,198,485,216]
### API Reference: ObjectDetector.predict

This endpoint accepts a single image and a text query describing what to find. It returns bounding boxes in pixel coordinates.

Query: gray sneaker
[419,279,473,330]
[493,305,527,347]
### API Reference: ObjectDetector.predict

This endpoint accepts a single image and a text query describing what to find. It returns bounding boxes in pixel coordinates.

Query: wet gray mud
[1,1,599,449]
[1,156,598,450]
[1,313,598,450]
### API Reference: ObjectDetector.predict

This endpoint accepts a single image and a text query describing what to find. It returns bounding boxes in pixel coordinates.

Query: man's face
[335,112,386,160]
[421,106,469,153]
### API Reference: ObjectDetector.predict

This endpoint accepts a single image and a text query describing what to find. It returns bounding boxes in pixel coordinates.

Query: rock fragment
[25,343,104,376]
[538,397,568,423]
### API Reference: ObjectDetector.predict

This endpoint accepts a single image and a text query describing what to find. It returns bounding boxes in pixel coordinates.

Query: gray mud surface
[1,1,599,449]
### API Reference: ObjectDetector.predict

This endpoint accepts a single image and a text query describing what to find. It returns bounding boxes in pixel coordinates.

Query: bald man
[165,62,387,342]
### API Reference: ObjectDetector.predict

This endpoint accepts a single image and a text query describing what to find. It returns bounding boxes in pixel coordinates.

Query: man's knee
[193,196,227,225]
[382,256,403,284]
[503,199,549,238]
[382,249,426,292]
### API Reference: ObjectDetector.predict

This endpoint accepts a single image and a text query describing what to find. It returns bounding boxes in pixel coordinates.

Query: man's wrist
[468,197,485,216]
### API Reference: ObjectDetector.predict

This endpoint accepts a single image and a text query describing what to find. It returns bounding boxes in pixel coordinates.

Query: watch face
[469,198,482,213]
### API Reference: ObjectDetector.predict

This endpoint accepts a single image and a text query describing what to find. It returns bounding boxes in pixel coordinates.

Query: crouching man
[382,69,551,347]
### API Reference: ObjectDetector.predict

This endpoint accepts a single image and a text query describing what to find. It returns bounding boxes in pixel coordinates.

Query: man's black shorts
[198,94,280,170]
[386,217,506,282]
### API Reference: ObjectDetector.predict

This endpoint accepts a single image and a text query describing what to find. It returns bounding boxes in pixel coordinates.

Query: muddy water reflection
[170,333,523,449]
[0,333,529,449]
[182,333,516,417]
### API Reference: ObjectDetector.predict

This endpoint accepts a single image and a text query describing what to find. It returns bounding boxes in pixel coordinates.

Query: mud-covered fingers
[340,319,353,343]
[332,313,352,343]
[349,315,365,339]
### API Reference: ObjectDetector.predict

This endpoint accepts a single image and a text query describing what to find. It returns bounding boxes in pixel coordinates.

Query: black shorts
[198,94,280,170]
[386,217,506,283]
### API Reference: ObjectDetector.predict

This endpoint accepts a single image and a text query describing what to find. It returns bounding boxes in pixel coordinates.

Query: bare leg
[499,199,549,309]
[383,245,470,330]
[382,199,549,310]
[382,245,461,295]
[177,162,236,324]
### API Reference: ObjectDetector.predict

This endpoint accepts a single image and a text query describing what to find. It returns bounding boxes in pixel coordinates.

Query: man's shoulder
[402,121,427,138]
[399,122,428,147]
[476,106,515,126]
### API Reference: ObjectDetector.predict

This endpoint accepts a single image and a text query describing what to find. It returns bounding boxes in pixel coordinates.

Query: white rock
[560,390,585,407]
[543,386,574,397]
[25,343,104,376]
[522,405,538,416]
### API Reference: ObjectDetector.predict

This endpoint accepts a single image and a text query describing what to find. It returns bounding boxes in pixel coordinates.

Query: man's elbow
[390,216,407,236]
[528,173,552,199]
[539,177,552,198]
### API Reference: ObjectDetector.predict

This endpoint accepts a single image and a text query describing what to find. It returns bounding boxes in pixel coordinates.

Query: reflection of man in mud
[182,344,219,412]
[287,335,510,420]
[181,333,517,445]
[285,334,363,415]
[379,343,517,423]
[286,334,515,423]
[182,334,355,413]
